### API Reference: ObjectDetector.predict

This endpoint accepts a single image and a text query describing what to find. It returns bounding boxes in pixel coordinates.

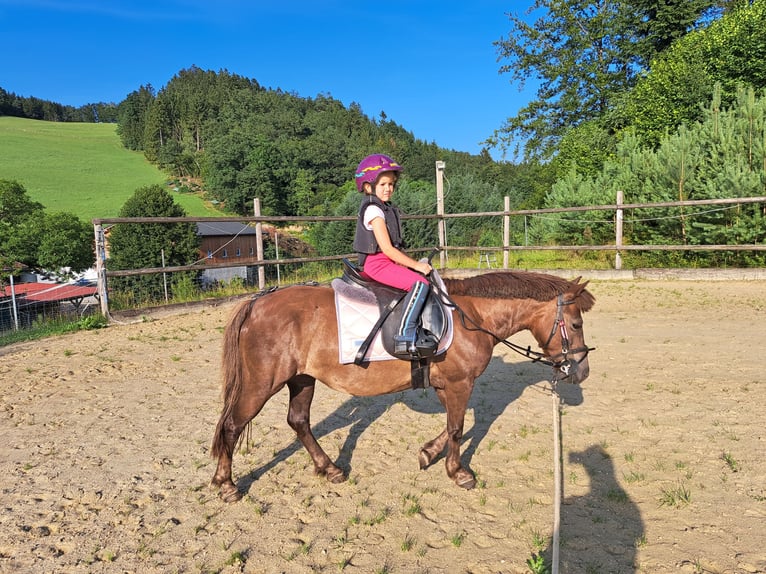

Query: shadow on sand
[539,444,644,573]
[234,354,579,493]
[233,354,642,571]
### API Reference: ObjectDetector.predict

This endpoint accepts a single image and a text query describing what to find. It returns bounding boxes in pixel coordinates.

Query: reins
[430,278,593,376]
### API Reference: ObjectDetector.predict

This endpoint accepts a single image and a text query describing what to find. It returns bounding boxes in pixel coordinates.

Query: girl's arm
[370,217,431,275]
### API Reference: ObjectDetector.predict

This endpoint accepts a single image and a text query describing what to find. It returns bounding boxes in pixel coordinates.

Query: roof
[196,222,258,237]
[2,282,97,304]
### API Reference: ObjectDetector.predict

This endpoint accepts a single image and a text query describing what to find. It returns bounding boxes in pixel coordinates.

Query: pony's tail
[211,298,257,459]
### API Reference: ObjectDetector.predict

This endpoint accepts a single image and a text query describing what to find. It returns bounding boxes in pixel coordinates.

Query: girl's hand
[415,261,432,276]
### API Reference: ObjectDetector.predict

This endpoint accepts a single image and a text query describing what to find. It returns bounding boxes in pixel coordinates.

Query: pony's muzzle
[554,356,589,384]
[555,359,576,381]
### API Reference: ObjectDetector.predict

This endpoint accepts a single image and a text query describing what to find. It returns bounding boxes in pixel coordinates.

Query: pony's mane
[443,271,595,309]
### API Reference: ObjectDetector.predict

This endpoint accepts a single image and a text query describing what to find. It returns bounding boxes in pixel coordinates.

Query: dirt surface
[1,279,764,574]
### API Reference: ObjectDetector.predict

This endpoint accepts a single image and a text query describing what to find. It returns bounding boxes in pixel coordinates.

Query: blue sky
[0,0,536,160]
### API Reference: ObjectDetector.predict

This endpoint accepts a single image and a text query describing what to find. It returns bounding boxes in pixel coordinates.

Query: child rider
[352,154,435,356]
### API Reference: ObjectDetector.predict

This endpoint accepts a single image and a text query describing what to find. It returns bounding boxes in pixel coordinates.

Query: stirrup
[394,335,416,355]
[415,333,438,357]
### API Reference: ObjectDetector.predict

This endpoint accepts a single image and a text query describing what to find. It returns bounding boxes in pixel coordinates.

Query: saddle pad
[333,279,454,365]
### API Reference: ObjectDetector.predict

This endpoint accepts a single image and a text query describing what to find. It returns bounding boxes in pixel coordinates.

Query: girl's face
[371,172,397,202]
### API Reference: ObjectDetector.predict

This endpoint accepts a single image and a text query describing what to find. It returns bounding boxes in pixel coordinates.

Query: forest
[1,0,765,277]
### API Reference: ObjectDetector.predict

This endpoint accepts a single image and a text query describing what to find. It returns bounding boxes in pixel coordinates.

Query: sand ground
[1,279,764,573]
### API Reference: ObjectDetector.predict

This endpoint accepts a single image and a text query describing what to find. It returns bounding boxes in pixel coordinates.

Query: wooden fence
[92,195,766,316]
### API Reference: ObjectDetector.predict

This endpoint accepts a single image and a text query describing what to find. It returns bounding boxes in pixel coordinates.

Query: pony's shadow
[459,357,583,474]
[236,356,584,494]
[539,444,644,573]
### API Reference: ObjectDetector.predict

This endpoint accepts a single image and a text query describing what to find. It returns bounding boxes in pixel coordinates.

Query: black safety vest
[353,195,405,266]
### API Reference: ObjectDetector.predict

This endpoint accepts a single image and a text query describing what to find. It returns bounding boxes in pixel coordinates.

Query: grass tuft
[659,482,691,508]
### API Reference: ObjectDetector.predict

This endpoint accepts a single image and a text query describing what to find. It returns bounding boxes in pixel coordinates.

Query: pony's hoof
[454,470,476,490]
[218,483,243,503]
[328,473,347,484]
[418,449,432,470]
[317,465,347,484]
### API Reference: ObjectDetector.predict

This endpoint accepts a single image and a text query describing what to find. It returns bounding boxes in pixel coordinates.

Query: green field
[0,116,224,221]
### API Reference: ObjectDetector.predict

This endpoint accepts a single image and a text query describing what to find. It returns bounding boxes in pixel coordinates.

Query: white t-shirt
[362,205,386,231]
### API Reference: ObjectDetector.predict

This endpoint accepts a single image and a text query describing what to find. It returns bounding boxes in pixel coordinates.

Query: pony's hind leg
[211,384,277,502]
[287,376,346,484]
[211,431,243,502]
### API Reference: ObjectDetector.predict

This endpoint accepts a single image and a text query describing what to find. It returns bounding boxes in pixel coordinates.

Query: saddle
[337,259,451,388]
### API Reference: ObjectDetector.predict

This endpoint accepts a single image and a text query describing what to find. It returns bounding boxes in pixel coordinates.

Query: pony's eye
[572,321,583,330]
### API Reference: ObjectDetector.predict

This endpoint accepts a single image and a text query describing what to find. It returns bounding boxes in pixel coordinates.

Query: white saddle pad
[333,273,453,365]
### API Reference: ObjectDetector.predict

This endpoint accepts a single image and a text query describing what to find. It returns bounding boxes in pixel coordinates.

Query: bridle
[432,283,594,382]
[538,294,594,381]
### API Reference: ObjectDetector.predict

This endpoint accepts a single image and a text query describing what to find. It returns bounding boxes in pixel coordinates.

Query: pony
[211,270,595,502]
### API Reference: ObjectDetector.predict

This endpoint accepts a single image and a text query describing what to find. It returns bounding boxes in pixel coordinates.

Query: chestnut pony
[211,271,595,502]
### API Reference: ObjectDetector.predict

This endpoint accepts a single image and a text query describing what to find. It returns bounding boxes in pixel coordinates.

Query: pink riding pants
[362,252,428,292]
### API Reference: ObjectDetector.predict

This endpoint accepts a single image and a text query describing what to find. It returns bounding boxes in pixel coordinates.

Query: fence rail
[92,195,766,316]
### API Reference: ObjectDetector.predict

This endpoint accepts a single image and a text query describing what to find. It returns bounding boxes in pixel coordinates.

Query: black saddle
[340,259,449,387]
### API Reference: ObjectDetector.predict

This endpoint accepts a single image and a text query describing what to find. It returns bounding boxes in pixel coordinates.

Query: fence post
[161,249,168,303]
[9,274,19,330]
[254,198,266,290]
[435,161,446,268]
[94,223,109,317]
[275,231,281,285]
[503,196,510,269]
[615,190,623,270]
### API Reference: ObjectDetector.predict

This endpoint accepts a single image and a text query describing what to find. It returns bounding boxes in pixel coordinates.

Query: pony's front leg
[435,386,476,490]
[287,377,346,483]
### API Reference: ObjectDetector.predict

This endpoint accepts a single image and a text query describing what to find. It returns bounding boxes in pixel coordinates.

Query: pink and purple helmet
[354,154,403,192]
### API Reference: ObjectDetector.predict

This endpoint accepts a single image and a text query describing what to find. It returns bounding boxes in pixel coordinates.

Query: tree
[626,0,724,68]
[493,1,636,159]
[0,180,93,277]
[0,179,44,223]
[553,119,619,178]
[289,168,319,216]
[546,86,766,266]
[309,183,358,257]
[142,92,172,162]
[237,137,290,215]
[5,211,94,276]
[106,185,199,305]
[616,0,766,147]
[36,213,94,273]
[493,0,721,160]
[116,85,155,151]
[1,183,37,270]
[139,67,264,178]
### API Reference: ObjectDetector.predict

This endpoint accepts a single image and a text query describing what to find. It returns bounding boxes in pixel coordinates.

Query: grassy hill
[0,117,226,221]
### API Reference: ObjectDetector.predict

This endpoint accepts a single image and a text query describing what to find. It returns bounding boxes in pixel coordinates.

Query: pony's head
[443,270,595,384]
[534,279,594,385]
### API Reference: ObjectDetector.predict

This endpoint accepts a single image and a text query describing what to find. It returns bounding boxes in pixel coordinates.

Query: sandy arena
[1,278,764,573]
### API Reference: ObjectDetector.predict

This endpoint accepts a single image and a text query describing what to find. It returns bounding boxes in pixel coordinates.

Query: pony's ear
[570,276,590,289]
[574,281,595,311]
